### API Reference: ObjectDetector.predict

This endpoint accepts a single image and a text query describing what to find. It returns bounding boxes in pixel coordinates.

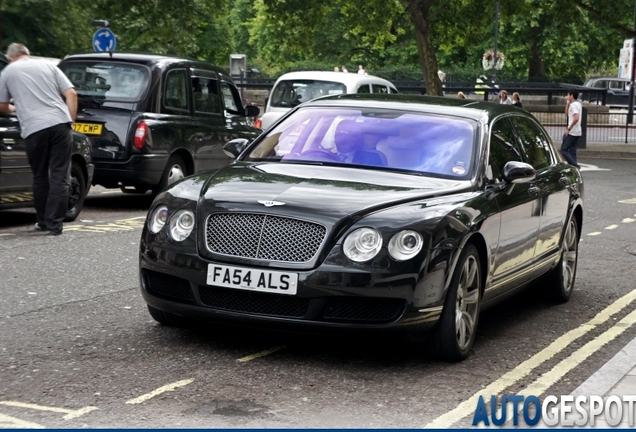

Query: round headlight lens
[148,205,168,234]
[388,230,423,261]
[343,227,383,262]
[169,210,195,241]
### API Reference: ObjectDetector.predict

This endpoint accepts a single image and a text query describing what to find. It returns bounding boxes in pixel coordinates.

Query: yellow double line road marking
[427,288,636,428]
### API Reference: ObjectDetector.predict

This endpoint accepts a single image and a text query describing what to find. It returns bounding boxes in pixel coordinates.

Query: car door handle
[559,176,569,184]
[528,186,540,195]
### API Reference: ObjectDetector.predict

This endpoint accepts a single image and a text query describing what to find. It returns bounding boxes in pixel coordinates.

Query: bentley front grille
[206,213,326,263]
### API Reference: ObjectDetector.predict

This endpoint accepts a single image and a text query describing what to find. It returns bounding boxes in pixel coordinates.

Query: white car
[255,71,398,130]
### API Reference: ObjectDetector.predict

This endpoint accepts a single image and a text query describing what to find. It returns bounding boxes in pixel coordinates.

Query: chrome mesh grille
[206,213,326,263]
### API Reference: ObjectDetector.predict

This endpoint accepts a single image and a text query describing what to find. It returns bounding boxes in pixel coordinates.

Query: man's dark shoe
[48,229,62,236]
[34,223,47,232]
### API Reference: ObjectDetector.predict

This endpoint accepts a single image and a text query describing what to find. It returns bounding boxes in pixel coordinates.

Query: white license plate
[206,264,298,295]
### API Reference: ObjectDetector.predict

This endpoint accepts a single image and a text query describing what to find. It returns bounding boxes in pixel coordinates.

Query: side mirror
[223,138,250,158]
[245,105,260,117]
[502,161,535,183]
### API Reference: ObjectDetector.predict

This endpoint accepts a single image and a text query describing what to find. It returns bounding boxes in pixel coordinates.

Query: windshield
[246,107,476,178]
[59,61,150,102]
[270,80,347,108]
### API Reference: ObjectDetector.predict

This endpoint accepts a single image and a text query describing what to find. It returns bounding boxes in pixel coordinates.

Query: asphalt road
[0,159,635,428]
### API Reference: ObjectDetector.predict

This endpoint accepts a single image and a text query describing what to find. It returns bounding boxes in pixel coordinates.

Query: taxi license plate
[207,264,298,295]
[73,122,103,135]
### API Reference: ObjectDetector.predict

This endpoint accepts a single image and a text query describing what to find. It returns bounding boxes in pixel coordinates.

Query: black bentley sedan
[0,55,94,221]
[57,53,261,195]
[139,94,583,361]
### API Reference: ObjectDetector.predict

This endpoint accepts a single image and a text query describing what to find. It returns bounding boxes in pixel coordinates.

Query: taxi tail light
[133,121,149,150]
[253,118,262,129]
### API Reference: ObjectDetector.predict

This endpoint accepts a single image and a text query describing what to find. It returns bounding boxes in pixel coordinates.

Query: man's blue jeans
[561,134,580,168]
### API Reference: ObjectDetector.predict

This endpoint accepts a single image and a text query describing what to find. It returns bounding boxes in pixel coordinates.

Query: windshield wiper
[77,94,105,109]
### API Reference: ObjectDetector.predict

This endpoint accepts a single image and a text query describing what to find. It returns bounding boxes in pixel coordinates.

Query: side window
[609,80,624,90]
[163,69,188,112]
[220,82,242,114]
[192,76,220,114]
[592,80,607,89]
[357,84,371,94]
[488,118,523,183]
[512,116,552,170]
[372,84,389,94]
[389,86,398,94]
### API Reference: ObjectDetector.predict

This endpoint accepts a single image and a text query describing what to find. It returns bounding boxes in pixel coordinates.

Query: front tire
[430,244,482,362]
[64,161,86,222]
[547,216,579,303]
[153,154,187,196]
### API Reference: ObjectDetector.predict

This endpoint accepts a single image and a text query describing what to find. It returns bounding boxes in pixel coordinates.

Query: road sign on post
[93,28,117,52]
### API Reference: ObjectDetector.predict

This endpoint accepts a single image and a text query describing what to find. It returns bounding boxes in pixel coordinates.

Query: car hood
[194,162,470,222]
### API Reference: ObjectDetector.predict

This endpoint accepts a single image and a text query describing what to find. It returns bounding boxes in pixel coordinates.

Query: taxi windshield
[59,61,150,102]
[270,80,347,108]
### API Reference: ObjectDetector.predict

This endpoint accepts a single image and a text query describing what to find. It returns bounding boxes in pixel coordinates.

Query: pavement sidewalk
[579,142,636,160]
[567,142,636,427]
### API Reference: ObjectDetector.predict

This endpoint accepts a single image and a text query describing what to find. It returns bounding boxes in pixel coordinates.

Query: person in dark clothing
[0,43,77,235]
[512,92,523,108]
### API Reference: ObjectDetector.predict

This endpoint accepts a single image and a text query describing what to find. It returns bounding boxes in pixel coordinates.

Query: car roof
[300,93,529,122]
[274,71,397,89]
[60,52,224,73]
[585,77,631,83]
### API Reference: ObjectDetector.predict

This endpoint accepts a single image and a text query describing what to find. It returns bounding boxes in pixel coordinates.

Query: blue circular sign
[92,28,117,52]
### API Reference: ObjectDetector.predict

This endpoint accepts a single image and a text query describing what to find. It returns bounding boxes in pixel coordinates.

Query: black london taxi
[0,54,94,221]
[57,53,261,195]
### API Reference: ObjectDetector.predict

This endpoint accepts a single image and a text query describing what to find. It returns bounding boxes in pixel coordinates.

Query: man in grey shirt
[0,43,77,235]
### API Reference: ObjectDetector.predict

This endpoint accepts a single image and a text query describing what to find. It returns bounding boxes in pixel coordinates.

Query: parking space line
[605,224,619,230]
[0,413,44,428]
[623,218,635,223]
[125,378,194,405]
[587,232,602,236]
[426,288,636,428]
[0,401,97,420]
[0,233,15,237]
[237,346,285,363]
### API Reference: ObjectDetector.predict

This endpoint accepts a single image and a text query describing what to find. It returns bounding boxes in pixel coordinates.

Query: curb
[578,150,636,160]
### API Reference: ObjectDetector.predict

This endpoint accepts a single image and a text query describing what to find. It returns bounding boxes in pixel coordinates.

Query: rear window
[59,61,150,102]
[270,80,346,108]
[246,107,476,179]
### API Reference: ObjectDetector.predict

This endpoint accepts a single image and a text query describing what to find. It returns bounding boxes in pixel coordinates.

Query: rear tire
[546,216,579,303]
[64,161,86,222]
[153,155,187,196]
[430,244,481,362]
[147,305,194,327]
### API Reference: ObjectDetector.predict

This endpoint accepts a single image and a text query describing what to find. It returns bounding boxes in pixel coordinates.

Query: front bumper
[139,243,444,336]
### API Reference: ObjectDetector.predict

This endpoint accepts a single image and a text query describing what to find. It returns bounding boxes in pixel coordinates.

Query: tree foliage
[1,0,634,90]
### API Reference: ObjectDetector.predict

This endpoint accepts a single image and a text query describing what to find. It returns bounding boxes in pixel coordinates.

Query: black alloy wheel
[64,161,86,222]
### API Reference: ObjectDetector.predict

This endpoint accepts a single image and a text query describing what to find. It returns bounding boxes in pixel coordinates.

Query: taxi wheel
[430,244,481,362]
[147,305,194,328]
[64,161,86,222]
[153,155,187,196]
[547,216,579,303]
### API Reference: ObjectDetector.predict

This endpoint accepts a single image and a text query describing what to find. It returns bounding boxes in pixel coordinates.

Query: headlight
[148,205,168,233]
[169,210,195,241]
[388,230,423,261]
[343,228,382,262]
